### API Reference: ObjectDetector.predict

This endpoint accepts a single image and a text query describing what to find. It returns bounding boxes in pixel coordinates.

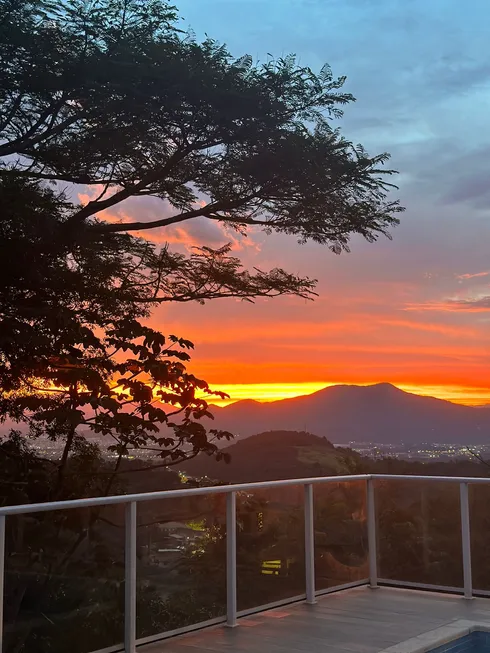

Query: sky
[103,0,490,405]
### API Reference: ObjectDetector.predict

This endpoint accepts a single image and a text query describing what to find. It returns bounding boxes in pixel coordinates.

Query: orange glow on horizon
[207,382,490,407]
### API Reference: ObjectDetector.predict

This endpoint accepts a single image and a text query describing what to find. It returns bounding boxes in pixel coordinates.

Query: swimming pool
[380,621,490,653]
[429,631,490,653]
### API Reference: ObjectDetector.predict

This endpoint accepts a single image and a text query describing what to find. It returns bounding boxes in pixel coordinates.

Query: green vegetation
[296,446,345,472]
[182,430,350,481]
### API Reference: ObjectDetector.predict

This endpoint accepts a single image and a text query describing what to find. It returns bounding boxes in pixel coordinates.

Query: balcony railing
[1,473,489,653]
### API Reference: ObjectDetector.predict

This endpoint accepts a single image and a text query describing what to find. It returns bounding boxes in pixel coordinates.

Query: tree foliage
[1,0,403,255]
[0,177,244,492]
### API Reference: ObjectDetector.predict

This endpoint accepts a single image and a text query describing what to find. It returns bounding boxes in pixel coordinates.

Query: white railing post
[367,479,378,589]
[460,482,472,599]
[226,491,237,627]
[304,483,316,604]
[0,515,5,653]
[125,502,137,653]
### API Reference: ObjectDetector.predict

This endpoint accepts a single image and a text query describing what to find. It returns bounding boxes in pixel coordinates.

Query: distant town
[342,442,490,461]
[28,433,490,464]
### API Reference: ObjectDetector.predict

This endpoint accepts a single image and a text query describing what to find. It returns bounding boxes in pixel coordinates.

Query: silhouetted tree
[0,177,236,488]
[1,0,403,260]
[0,176,238,651]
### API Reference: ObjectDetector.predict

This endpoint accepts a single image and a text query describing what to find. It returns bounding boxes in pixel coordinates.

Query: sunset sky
[93,0,490,406]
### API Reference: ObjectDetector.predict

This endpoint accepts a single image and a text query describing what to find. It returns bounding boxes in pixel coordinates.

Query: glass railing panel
[135,492,226,641]
[376,479,463,588]
[314,479,368,591]
[469,483,490,593]
[4,505,125,653]
[236,484,305,612]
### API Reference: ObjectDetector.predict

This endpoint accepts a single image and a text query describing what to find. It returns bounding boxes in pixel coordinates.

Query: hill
[205,383,490,444]
[181,430,355,482]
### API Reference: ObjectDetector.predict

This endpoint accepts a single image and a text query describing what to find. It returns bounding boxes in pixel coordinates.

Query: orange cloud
[456,271,490,280]
[379,319,477,338]
[405,299,490,312]
[77,188,260,252]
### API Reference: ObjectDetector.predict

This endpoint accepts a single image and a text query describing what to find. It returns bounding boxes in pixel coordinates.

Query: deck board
[140,587,490,653]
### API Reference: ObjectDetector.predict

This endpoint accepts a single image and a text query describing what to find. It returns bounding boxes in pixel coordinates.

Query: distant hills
[205,383,490,444]
[182,430,355,482]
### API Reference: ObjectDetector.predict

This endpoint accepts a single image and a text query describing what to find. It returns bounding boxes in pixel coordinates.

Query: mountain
[182,430,353,482]
[205,383,490,444]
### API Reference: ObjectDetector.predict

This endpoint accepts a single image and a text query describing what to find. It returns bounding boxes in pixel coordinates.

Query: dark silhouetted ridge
[203,383,490,444]
[181,430,345,482]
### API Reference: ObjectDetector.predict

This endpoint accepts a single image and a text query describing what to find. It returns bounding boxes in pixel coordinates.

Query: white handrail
[2,472,490,516]
[371,474,490,483]
[0,474,371,516]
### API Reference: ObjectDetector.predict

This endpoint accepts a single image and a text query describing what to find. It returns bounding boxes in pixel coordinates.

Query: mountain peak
[309,382,402,399]
[208,382,487,444]
[367,382,402,393]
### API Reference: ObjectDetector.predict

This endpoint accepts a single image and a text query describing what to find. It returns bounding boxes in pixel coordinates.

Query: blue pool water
[429,632,490,653]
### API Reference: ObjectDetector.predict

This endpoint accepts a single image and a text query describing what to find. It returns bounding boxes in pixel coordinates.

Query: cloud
[380,319,477,338]
[405,298,490,313]
[456,271,490,281]
[77,188,261,253]
[442,170,490,207]
[446,297,490,311]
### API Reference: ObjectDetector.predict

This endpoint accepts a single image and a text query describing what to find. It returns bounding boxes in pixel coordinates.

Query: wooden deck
[141,586,490,653]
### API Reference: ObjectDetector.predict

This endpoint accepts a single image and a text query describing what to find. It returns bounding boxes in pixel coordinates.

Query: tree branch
[89,198,266,234]
[0,168,112,185]
[0,94,24,133]
[0,113,83,158]
[67,148,193,225]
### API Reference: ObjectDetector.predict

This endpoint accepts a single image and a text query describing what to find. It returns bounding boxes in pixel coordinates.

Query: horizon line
[203,382,490,407]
